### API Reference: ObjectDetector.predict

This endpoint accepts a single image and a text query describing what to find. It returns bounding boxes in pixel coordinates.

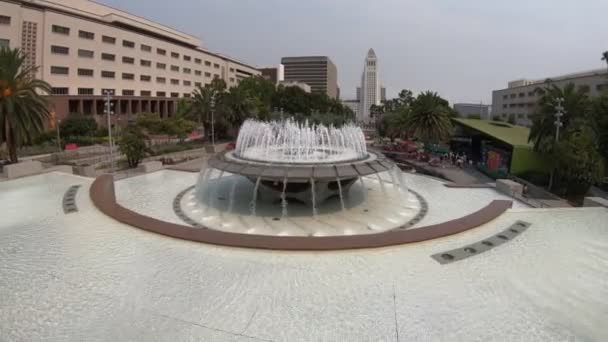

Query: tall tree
[0,48,51,162]
[602,51,608,70]
[528,82,589,152]
[407,91,452,142]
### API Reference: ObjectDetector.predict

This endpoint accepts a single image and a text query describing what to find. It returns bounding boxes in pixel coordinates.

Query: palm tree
[407,91,452,143]
[602,51,608,70]
[528,82,589,152]
[0,48,51,163]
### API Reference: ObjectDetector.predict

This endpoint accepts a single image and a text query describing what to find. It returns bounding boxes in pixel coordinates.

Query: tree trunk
[4,118,18,163]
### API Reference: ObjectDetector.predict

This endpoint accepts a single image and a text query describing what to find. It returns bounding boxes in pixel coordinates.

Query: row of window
[51,87,196,98]
[49,45,219,75]
[49,66,228,83]
[502,91,536,100]
[502,102,535,109]
[50,24,226,70]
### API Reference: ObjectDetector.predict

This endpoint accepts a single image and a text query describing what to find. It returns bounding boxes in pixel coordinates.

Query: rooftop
[453,118,533,148]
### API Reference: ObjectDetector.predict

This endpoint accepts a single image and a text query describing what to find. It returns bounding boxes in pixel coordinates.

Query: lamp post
[103,90,115,174]
[210,95,215,149]
[548,97,565,191]
[56,118,61,152]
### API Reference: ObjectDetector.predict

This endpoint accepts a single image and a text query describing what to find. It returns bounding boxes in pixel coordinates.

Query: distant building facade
[260,65,284,85]
[454,103,491,119]
[359,48,381,123]
[279,80,311,93]
[492,68,608,126]
[0,0,260,127]
[342,99,360,118]
[281,56,338,98]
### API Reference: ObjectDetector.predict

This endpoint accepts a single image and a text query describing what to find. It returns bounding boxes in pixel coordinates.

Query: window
[527,103,535,107]
[510,94,516,98]
[156,77,166,83]
[102,35,115,44]
[171,52,179,58]
[101,53,115,61]
[122,40,135,48]
[204,61,211,66]
[51,87,69,95]
[171,79,179,85]
[518,103,525,108]
[502,104,507,108]
[122,73,134,80]
[229,68,235,72]
[77,68,93,77]
[170,92,179,98]
[0,39,8,48]
[122,89,135,96]
[528,91,535,96]
[184,55,191,61]
[50,66,68,75]
[101,89,115,95]
[183,80,191,86]
[518,92,525,97]
[597,84,607,91]
[156,62,166,69]
[195,82,202,87]
[213,63,220,69]
[78,30,94,40]
[122,56,134,64]
[50,45,69,55]
[213,74,219,79]
[101,71,115,78]
[229,77,235,83]
[157,48,166,55]
[141,44,151,52]
[140,59,151,67]
[78,49,94,58]
[140,75,151,82]
[0,15,11,25]
[171,65,179,72]
[204,72,211,77]
[195,58,201,64]
[183,68,191,74]
[183,93,191,98]
[517,113,524,118]
[52,25,70,35]
[509,104,516,108]
[156,91,166,97]
[195,70,202,76]
[502,95,508,100]
[78,88,94,95]
[141,90,151,96]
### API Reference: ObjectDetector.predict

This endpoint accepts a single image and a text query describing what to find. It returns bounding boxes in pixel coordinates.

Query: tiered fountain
[178,119,424,236]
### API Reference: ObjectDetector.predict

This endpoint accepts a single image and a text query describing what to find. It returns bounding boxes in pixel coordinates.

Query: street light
[103,89,115,174]
[210,95,215,149]
[56,118,61,152]
[548,97,565,191]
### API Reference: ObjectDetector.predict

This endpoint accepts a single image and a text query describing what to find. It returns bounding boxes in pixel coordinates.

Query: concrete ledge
[496,179,523,197]
[137,161,163,173]
[90,175,513,250]
[74,165,96,177]
[4,160,43,179]
[445,183,495,188]
[47,165,74,174]
[583,197,608,208]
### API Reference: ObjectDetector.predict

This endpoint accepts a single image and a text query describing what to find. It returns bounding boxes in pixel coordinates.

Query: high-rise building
[281,56,338,98]
[454,103,492,120]
[0,0,259,126]
[492,68,608,126]
[260,65,284,85]
[358,48,381,122]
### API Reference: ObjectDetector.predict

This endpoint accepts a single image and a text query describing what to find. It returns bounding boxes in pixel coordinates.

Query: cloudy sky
[98,0,608,103]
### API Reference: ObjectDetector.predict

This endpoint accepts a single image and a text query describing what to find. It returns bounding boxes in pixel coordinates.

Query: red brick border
[90,175,512,250]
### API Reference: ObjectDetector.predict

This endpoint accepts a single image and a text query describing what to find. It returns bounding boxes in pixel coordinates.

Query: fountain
[180,119,424,236]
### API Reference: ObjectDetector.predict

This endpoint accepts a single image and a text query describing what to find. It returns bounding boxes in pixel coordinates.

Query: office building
[281,56,338,98]
[0,0,260,126]
[359,48,381,122]
[260,65,284,85]
[492,68,608,126]
[342,99,360,118]
[454,103,492,120]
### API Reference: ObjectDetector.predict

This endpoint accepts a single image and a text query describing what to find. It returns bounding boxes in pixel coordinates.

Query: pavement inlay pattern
[62,185,81,214]
[431,220,531,264]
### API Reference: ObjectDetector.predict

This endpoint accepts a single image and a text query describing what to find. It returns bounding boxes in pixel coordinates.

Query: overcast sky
[98,0,608,104]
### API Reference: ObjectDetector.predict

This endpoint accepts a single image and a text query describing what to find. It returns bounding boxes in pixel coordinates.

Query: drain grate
[431,220,531,264]
[62,185,81,214]
[173,186,203,228]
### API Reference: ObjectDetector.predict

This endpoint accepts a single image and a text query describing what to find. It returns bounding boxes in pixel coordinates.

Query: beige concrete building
[0,0,260,126]
[492,68,608,126]
[281,56,338,98]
